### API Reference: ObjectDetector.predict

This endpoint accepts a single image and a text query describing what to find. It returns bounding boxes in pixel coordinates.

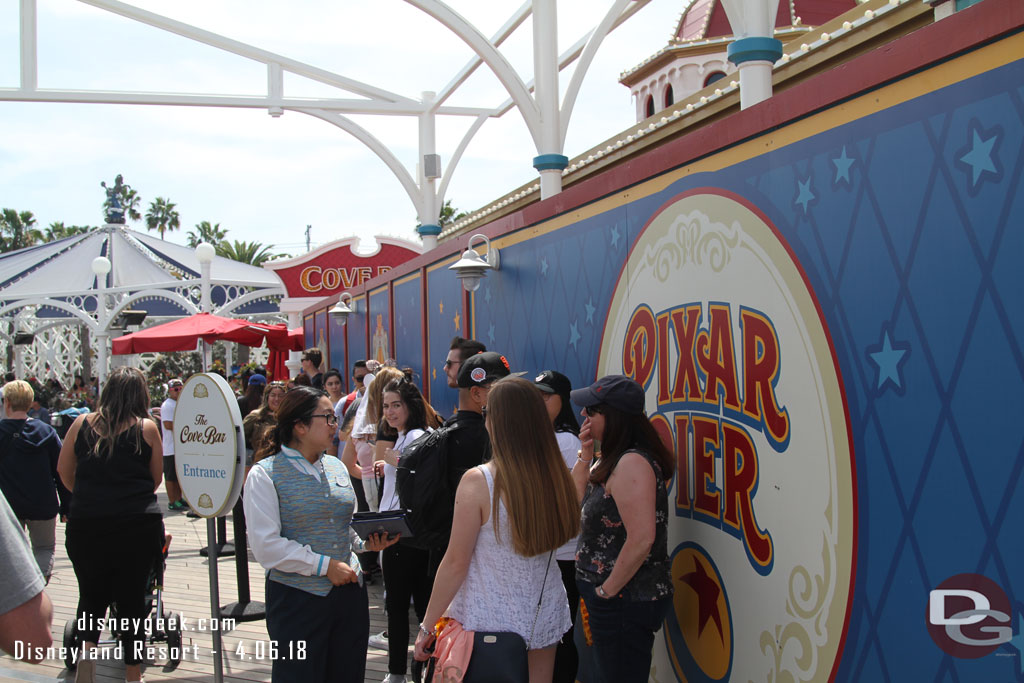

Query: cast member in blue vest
[244,386,398,682]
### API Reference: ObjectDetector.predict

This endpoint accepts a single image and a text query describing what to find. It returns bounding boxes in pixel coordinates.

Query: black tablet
[350,511,414,541]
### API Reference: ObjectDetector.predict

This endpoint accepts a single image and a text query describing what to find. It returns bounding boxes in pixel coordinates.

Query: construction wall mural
[307,15,1024,682]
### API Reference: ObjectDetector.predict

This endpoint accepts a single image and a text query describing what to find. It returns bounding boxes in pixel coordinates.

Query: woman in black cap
[533,370,582,683]
[568,374,674,683]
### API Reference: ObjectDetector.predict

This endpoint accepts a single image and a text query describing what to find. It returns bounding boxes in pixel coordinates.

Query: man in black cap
[426,351,510,574]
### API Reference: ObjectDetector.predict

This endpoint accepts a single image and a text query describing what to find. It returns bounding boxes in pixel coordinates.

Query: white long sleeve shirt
[243,446,365,576]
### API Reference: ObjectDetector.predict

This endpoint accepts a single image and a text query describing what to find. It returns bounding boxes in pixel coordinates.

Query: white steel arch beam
[75,0,414,105]
[215,289,285,317]
[108,289,200,320]
[0,300,99,332]
[404,0,541,136]
[559,0,644,147]
[299,108,425,217]
[438,113,489,205]
[432,1,532,111]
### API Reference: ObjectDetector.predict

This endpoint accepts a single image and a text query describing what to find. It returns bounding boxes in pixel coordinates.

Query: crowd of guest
[0,339,674,683]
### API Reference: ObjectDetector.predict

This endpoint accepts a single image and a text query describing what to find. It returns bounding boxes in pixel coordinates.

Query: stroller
[63,533,184,671]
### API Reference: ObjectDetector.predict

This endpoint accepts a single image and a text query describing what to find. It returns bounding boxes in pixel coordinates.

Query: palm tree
[145,197,181,240]
[0,209,44,252]
[187,221,229,248]
[45,222,93,241]
[216,239,281,266]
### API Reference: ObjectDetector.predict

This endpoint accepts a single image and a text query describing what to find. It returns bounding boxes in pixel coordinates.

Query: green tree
[418,199,467,230]
[187,221,228,248]
[45,222,93,241]
[216,239,281,266]
[0,209,44,252]
[145,197,181,240]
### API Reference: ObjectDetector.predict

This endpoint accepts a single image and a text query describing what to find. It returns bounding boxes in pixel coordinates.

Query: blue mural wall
[394,274,424,388]
[324,26,1024,683]
[368,286,391,366]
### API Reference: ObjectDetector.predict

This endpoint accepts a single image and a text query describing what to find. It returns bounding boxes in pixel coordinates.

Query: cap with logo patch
[569,374,646,415]
[533,370,572,398]
[457,351,511,388]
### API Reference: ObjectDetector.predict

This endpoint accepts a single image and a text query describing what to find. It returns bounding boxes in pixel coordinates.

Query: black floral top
[575,450,672,601]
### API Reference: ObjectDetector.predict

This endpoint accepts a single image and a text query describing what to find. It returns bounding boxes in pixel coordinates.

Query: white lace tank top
[446,465,571,649]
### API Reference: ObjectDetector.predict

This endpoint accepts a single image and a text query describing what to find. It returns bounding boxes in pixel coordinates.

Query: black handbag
[460,550,554,683]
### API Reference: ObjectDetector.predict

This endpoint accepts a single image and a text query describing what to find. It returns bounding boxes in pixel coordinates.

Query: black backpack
[395,418,465,550]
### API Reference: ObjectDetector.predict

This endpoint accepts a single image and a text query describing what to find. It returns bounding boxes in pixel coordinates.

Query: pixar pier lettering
[623,302,790,574]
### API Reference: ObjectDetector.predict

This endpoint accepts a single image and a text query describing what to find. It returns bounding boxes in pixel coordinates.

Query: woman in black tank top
[57,367,164,683]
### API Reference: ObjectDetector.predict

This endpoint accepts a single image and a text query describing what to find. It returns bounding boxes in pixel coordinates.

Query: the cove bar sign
[174,373,245,518]
[266,237,422,298]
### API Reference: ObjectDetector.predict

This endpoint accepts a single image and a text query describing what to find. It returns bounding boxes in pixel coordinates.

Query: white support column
[531,0,567,199]
[721,0,783,110]
[417,91,441,251]
[286,312,302,379]
[20,0,37,91]
[91,256,112,388]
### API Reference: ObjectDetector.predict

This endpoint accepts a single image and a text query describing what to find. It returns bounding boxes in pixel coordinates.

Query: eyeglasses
[584,405,604,417]
[310,413,339,426]
[443,359,461,369]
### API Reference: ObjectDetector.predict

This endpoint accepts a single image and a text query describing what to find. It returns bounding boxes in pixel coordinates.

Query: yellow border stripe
[393,271,422,287]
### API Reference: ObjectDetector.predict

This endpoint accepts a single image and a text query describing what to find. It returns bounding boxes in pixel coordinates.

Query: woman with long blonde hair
[413,376,579,681]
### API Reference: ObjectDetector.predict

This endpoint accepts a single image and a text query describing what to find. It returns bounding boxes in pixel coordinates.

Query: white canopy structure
[0,225,285,383]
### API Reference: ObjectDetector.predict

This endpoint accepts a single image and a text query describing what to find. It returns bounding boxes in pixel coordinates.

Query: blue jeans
[574,580,671,683]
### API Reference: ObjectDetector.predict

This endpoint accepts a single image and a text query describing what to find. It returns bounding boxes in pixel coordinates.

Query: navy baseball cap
[457,352,511,388]
[248,373,267,386]
[569,375,646,415]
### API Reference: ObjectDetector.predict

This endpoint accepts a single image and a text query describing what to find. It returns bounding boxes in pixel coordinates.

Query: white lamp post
[195,242,216,370]
[91,255,112,386]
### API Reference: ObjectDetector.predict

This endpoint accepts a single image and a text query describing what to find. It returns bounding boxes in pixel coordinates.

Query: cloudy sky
[0,1,682,255]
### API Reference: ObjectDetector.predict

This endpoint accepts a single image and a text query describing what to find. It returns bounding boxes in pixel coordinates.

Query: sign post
[174,373,246,683]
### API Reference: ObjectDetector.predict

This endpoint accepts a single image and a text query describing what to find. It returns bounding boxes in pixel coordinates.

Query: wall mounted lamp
[330,292,354,325]
[449,234,500,293]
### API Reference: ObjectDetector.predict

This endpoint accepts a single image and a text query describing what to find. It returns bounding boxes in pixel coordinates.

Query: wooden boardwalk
[0,484,401,683]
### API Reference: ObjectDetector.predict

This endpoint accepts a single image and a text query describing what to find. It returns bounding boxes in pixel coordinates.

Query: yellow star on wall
[439,300,444,314]
[432,367,437,380]
[454,310,461,332]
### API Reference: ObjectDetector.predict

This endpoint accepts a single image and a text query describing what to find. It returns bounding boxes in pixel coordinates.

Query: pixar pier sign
[598,190,856,683]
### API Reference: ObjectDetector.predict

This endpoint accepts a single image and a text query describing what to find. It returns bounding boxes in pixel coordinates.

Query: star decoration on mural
[795,177,815,213]
[487,322,495,345]
[453,310,461,332]
[484,286,492,303]
[585,298,596,325]
[432,367,437,380]
[867,327,911,394]
[956,119,1001,193]
[439,299,444,315]
[832,146,855,186]
[540,257,549,276]
[681,558,724,643]
[610,225,621,248]
[568,320,581,350]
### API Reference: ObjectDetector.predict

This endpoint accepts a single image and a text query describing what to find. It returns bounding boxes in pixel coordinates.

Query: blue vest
[257,451,361,596]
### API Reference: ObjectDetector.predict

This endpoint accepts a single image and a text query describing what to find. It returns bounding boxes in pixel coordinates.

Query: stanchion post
[207,518,224,683]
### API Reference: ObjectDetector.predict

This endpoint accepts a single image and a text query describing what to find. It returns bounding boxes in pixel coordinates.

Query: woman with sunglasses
[568,375,675,683]
[244,386,399,682]
[374,377,443,683]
